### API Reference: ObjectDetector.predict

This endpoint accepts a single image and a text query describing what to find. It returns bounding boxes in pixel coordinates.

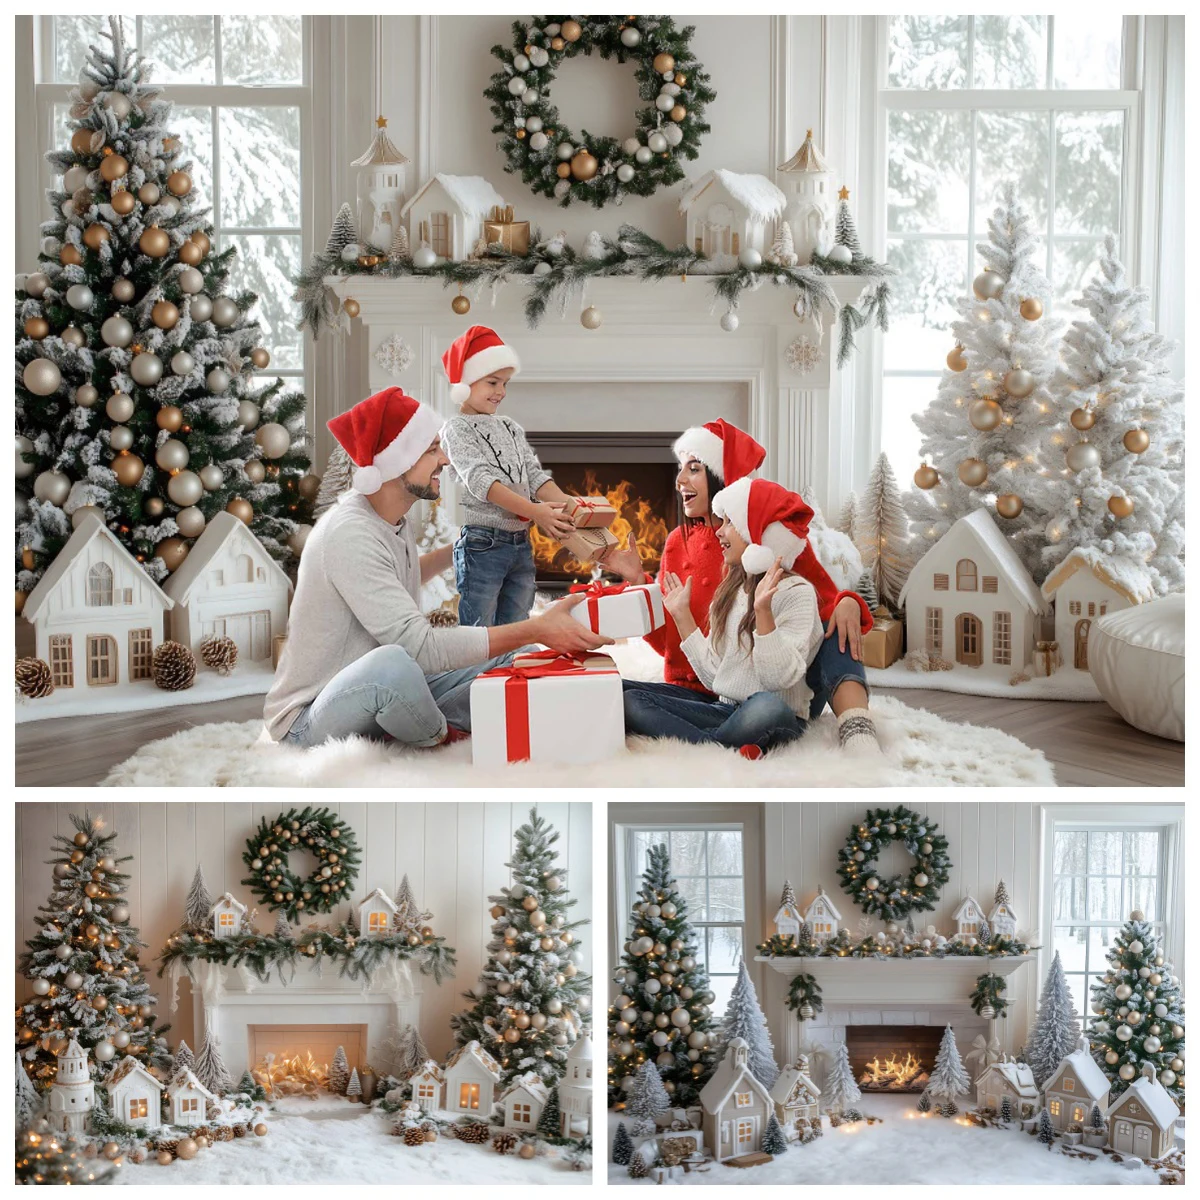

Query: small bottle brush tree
[822,1042,862,1116]
[452,808,591,1088]
[395,1024,431,1080]
[15,17,312,602]
[183,866,213,934]
[329,1045,351,1094]
[917,1089,932,1114]
[536,1086,562,1137]
[346,1067,362,1101]
[173,1039,196,1076]
[761,1112,788,1155]
[393,874,432,937]
[1089,912,1184,1105]
[720,960,779,1088]
[858,451,913,612]
[1027,951,1080,1088]
[1089,1102,1105,1134]
[611,1121,634,1165]
[195,1030,233,1096]
[16,810,172,1090]
[608,843,719,1106]
[1000,1095,1013,1123]
[926,1025,971,1113]
[834,189,863,257]
[16,1053,42,1126]
[1036,1107,1056,1147]
[625,1060,671,1135]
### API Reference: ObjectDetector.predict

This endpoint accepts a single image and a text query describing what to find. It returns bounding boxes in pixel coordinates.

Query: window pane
[224,235,304,370]
[706,927,743,975]
[1053,15,1123,89]
[973,15,1047,89]
[887,15,968,89]
[1128,877,1157,922]
[1125,832,1159,876]
[885,239,967,362]
[888,110,971,233]
[1087,875,1122,922]
[170,107,215,212]
[706,973,736,1019]
[674,877,706,922]
[1054,830,1087,874]
[1088,926,1117,971]
[633,831,668,878]
[1063,973,1089,1021]
[141,16,216,84]
[1053,241,1105,318]
[708,877,744,924]
[1053,876,1087,922]
[1054,926,1089,973]
[1054,111,1123,235]
[976,111,1050,233]
[220,107,302,228]
[222,16,304,85]
[1087,830,1123,876]
[880,375,938,493]
[55,16,106,82]
[669,831,706,878]
[707,831,743,878]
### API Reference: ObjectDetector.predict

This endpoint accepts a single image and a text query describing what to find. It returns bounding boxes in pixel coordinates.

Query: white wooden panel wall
[15,802,591,1065]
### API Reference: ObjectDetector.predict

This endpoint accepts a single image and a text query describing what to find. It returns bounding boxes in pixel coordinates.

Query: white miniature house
[1106,1066,1178,1160]
[47,1037,94,1135]
[988,883,1018,940]
[210,893,248,939]
[400,174,506,261]
[777,129,836,263]
[162,512,292,666]
[899,509,1051,676]
[975,1057,1038,1114]
[351,118,410,251]
[409,1060,444,1112]
[952,896,988,939]
[769,1053,821,1138]
[558,1034,593,1137]
[105,1056,164,1131]
[443,1040,502,1116]
[1040,548,1152,672]
[358,888,399,938]
[500,1071,548,1132]
[773,881,802,939]
[1042,1038,1110,1132]
[21,513,173,693]
[802,885,842,944]
[166,1068,217,1126]
[679,169,787,264]
[699,1037,775,1162]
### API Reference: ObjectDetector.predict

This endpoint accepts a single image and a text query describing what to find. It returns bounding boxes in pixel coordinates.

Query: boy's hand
[603,533,644,584]
[531,501,575,541]
[534,594,614,654]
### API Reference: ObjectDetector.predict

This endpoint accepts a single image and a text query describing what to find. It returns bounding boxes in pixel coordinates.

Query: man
[264,386,610,747]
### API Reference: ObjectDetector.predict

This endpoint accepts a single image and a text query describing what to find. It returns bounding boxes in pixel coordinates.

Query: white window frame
[32,16,314,401]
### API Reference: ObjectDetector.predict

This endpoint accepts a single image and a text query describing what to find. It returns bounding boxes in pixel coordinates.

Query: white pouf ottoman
[1089,593,1185,742]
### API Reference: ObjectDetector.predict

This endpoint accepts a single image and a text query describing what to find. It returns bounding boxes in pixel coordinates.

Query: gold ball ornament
[995,493,1024,519]
[60,243,84,266]
[16,589,28,615]
[176,1138,198,1160]
[946,345,968,372]
[103,1142,121,1160]
[551,36,565,50]
[24,317,50,340]
[1003,367,1035,398]
[111,188,136,216]
[178,240,203,266]
[556,163,572,179]
[669,105,687,122]
[973,268,1005,301]
[152,300,180,329]
[570,150,599,181]
[71,128,100,156]
[343,298,360,318]
[138,182,161,205]
[298,473,321,500]
[112,278,136,302]
[145,497,164,517]
[139,226,170,257]
[190,231,211,256]
[22,546,36,570]
[561,19,582,41]
[157,1150,173,1166]
[154,538,189,573]
[969,398,1003,431]
[1123,429,1150,454]
[91,995,108,1010]
[167,170,193,197]
[451,294,471,315]
[254,1123,267,1137]
[250,347,271,369]
[1020,297,1044,320]
[83,223,111,251]
[580,306,603,330]
[490,904,505,919]
[1070,407,1096,431]
[519,1143,536,1159]
[958,457,988,487]
[99,153,128,183]
[1107,495,1135,519]
[653,52,676,73]
[113,453,145,487]
[226,497,254,525]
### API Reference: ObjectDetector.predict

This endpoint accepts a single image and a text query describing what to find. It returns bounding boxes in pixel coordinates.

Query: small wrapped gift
[1032,640,1061,677]
[482,205,530,256]
[862,610,903,669]
[562,494,617,529]
[568,580,665,639]
[469,650,624,766]
[559,525,618,564]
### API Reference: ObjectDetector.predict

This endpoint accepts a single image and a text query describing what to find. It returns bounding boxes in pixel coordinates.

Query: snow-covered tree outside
[184,866,213,933]
[858,452,913,610]
[1026,951,1080,1088]
[926,1025,971,1109]
[720,960,779,1089]
[195,1031,234,1096]
[822,1042,862,1114]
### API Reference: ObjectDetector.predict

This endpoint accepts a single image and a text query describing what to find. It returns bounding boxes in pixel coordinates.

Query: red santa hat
[327,386,444,495]
[672,419,765,485]
[442,325,521,405]
[711,477,813,575]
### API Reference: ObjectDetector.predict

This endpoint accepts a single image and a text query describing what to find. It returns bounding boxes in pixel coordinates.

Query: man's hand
[531,501,575,541]
[603,533,644,584]
[533,594,614,655]
[824,594,865,661]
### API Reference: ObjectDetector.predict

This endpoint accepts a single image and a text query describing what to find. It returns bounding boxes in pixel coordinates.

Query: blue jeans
[622,680,807,752]
[454,525,537,628]
[806,631,870,717]
[282,643,534,749]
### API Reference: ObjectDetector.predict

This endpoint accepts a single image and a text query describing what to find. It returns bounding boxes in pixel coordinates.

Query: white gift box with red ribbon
[567,581,665,639]
[469,650,625,766]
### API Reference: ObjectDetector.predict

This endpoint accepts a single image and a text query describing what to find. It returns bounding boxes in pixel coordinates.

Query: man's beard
[404,476,440,501]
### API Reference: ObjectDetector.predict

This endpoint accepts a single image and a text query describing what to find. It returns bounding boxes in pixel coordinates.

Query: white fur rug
[100,641,1055,788]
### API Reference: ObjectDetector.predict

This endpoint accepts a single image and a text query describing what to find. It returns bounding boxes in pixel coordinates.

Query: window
[42,17,310,395]
[933,573,949,591]
[735,1092,752,1108]
[180,1097,198,1114]
[459,1082,480,1110]
[86,635,117,686]
[1062,1078,1075,1092]
[512,1102,531,1123]
[993,611,1012,664]
[257,566,266,582]
[211,570,225,588]
[236,554,255,583]
[129,1098,148,1119]
[87,563,114,606]
[1050,1099,1061,1116]
[1100,603,1108,615]
[1070,600,1082,615]
[417,1083,435,1101]
[926,606,942,652]
[430,212,451,257]
[956,559,978,591]
[961,921,977,935]
[879,16,1133,472]
[982,576,998,593]
[1088,602,1096,616]
[1073,1105,1085,1123]
[129,629,153,680]
[367,911,389,932]
[219,912,236,928]
[50,634,73,687]
[623,826,744,1015]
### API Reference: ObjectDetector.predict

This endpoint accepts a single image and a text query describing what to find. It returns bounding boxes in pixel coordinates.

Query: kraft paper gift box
[562,494,618,529]
[469,651,625,766]
[862,613,903,669]
[482,205,530,256]
[559,524,618,563]
[568,581,665,639]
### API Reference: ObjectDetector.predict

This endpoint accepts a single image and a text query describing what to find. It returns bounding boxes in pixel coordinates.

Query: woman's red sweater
[643,523,874,693]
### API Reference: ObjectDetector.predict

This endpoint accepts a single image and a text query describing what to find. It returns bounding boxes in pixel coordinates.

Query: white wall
[15,801,592,1065]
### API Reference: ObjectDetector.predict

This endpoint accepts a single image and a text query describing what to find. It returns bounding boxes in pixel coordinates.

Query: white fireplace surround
[182,958,421,1077]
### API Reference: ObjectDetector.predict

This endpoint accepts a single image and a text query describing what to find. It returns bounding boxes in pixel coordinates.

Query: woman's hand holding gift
[661,570,698,639]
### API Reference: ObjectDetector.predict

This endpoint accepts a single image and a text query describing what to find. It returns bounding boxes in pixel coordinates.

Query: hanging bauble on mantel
[580,305,603,330]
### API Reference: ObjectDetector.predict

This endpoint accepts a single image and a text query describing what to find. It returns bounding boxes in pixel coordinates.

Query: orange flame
[252,1051,329,1099]
[860,1050,924,1088]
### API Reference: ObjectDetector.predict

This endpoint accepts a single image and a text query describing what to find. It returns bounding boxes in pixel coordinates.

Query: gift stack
[862,606,903,669]
[568,579,665,639]
[558,494,619,564]
[482,205,530,256]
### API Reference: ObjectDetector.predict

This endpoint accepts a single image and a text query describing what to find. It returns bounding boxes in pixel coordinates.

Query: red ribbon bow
[569,497,614,527]
[569,580,655,634]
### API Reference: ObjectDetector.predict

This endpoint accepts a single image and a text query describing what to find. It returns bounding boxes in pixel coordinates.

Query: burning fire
[252,1051,329,1099]
[530,470,671,578]
[860,1050,927,1090]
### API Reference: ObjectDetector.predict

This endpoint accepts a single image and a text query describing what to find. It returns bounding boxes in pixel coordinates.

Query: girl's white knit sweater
[680,575,822,717]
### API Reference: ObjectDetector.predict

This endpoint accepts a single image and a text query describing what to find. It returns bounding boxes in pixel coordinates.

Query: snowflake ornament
[785,335,822,375]
[374,334,414,378]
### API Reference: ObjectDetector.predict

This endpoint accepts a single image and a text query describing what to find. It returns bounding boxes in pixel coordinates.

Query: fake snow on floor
[112,1100,588,1185]
[866,659,1102,701]
[606,1097,1168,1186]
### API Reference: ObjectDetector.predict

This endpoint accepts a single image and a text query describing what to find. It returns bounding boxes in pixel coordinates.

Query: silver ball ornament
[34,470,72,505]
[720,312,739,333]
[973,269,1005,300]
[175,507,206,537]
[620,26,642,47]
[64,971,84,990]
[635,146,654,164]
[1065,442,1101,473]
[66,284,94,311]
[93,1040,116,1062]
[255,422,291,459]
[178,269,205,296]
[32,978,51,995]
[170,351,195,376]
[130,352,164,386]
[237,400,261,430]
[25,272,51,298]
[103,91,132,119]
[167,470,204,507]
[109,426,134,451]
[23,360,62,396]
[738,248,763,270]
[155,440,190,471]
[616,163,635,183]
[199,464,224,491]
[105,392,135,422]
[100,316,134,347]
[206,368,230,393]
[211,297,239,327]
[663,123,684,147]
[64,165,90,192]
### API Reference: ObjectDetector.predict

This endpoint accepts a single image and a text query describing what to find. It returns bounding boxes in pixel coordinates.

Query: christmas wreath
[485,16,715,208]
[241,808,361,921]
[835,805,952,922]
[786,973,824,1022]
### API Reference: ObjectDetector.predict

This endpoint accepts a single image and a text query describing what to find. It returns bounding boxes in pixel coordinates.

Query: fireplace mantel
[325,273,872,505]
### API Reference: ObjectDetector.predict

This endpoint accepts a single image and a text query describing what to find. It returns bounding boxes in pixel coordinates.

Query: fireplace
[248,1024,367,1075]
[527,432,679,588]
[846,1025,941,1093]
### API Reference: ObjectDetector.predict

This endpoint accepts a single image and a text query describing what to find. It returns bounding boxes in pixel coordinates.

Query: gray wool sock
[837,707,881,754]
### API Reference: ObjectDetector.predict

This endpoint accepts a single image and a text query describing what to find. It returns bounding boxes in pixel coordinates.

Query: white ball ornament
[34,471,72,505]
[212,297,240,327]
[1116,1024,1133,1041]
[617,164,635,183]
[206,368,230,394]
[636,146,654,164]
[529,132,549,152]
[648,132,668,153]
[545,998,562,1014]
[32,978,51,996]
[66,284,94,311]
[170,351,195,376]
[23,360,62,397]
[620,1006,637,1024]
[644,979,661,995]
[738,248,763,270]
[530,48,549,68]
[1172,1025,1183,1038]
[521,89,539,105]
[663,123,684,147]
[199,464,224,491]
[679,956,695,970]
[64,165,90,192]
[622,137,641,155]
[652,1031,669,1047]
[621,27,642,47]
[64,971,84,990]
[646,904,662,918]
[557,142,575,161]
[1119,1063,1137,1081]
[255,422,292,459]
[25,272,50,298]
[720,312,739,333]
[1155,1003,1169,1018]
[671,1008,690,1028]
[179,269,205,295]
[1149,973,1162,986]
[104,91,132,119]
[1161,1069,1177,1086]
[1145,1036,1162,1054]
[100,316,134,347]
[1115,983,1132,1001]
[109,426,134,452]
[507,76,526,95]
[1129,940,1144,955]
[513,53,531,71]
[865,877,879,891]
[827,244,853,264]
[655,93,676,112]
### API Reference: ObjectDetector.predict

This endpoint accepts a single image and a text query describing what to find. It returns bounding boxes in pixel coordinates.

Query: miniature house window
[1049,1099,1061,1116]
[1100,603,1107,615]
[735,1092,752,1107]
[257,567,266,582]
[961,920,977,935]
[1073,1106,1085,1123]
[181,1097,199,1114]
[211,570,225,587]
[122,587,133,605]
[87,563,114,606]
[130,629,153,681]
[737,1119,754,1144]
[933,573,949,590]
[367,911,389,932]
[1088,602,1096,616]
[218,912,236,929]
[237,554,254,583]
[926,607,942,652]
[956,559,978,591]
[704,204,733,256]
[459,1082,480,1110]
[50,635,74,687]
[512,1102,531,1123]
[129,1098,148,1119]
[86,635,117,686]
[1070,600,1081,615]
[1062,1078,1074,1092]
[431,212,450,257]
[993,611,1012,664]
[982,575,998,593]
[418,1083,435,1101]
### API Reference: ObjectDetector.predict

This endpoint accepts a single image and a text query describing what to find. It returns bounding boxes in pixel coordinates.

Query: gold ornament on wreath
[486,16,714,207]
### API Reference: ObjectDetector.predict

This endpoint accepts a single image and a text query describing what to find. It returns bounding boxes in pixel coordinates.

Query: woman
[605,419,880,752]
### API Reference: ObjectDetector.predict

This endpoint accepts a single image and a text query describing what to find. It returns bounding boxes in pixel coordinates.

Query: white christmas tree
[904,183,1066,584]
[838,490,860,542]
[393,874,431,936]
[273,912,292,939]
[16,1052,41,1127]
[926,1025,971,1109]
[173,1040,196,1076]
[766,221,798,268]
[858,452,913,611]
[625,1060,671,1134]
[822,1042,862,1114]
[417,499,458,613]
[719,960,779,1088]
[388,223,410,264]
[195,1031,234,1096]
[1026,950,1080,1088]
[346,1067,362,1100]
[1036,1106,1056,1145]
[328,1044,350,1094]
[313,444,355,519]
[395,1024,430,1079]
[834,190,863,257]
[1041,234,1184,595]
[325,202,358,258]
[184,865,213,933]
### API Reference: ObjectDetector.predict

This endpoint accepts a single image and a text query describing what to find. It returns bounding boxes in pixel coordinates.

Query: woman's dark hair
[677,466,724,540]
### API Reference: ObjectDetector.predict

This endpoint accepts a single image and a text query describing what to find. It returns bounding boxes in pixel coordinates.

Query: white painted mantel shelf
[325,273,872,504]
[754,954,1032,1001]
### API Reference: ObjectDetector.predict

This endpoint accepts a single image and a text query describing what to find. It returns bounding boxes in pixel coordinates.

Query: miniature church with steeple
[47,1038,94,1134]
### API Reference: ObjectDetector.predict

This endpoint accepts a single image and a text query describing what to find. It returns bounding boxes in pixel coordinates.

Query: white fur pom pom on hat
[450,382,472,405]
[352,464,384,494]
[741,543,780,575]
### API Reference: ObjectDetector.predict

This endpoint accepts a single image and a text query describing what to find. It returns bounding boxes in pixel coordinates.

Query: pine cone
[403,1126,426,1147]
[199,634,238,675]
[492,1132,517,1155]
[153,641,196,691]
[153,1137,178,1158]
[426,606,459,628]
[15,657,53,698]
[457,1122,490,1144]
[215,1126,234,1142]
[232,1123,248,1138]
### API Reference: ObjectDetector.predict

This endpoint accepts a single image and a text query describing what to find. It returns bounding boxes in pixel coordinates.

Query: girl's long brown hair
[709,562,763,656]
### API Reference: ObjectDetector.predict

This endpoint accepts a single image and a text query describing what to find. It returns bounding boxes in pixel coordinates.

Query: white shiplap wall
[15,802,592,1064]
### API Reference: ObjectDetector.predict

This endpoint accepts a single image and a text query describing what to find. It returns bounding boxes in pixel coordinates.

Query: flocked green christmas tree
[608,844,719,1106]
[16,811,172,1092]
[16,17,312,606]
[452,809,591,1088]
[1089,911,1184,1106]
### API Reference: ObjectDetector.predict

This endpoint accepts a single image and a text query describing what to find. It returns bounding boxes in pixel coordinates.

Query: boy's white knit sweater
[680,575,822,716]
